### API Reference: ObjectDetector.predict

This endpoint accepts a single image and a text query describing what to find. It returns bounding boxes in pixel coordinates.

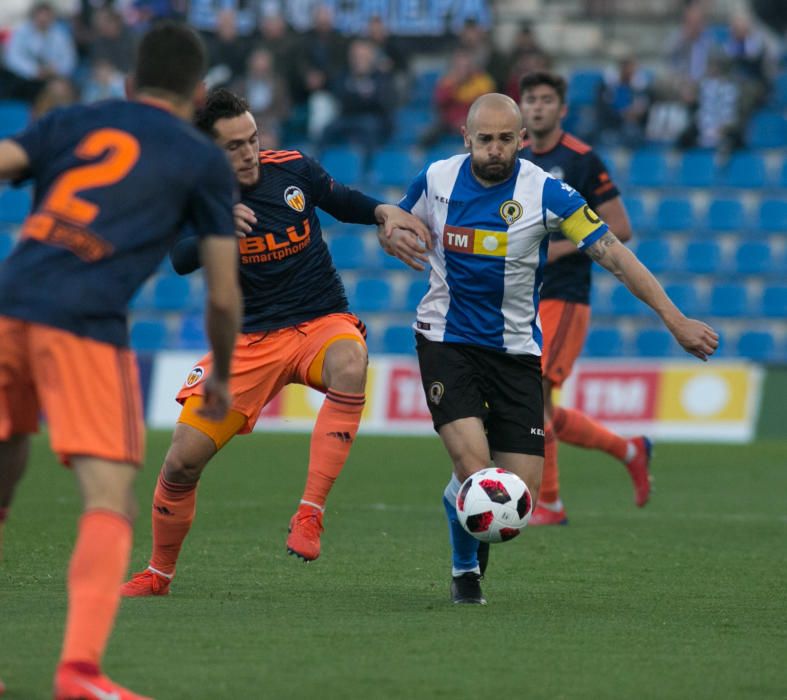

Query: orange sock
[553,406,628,462]
[302,389,365,508]
[540,422,560,504]
[149,473,197,575]
[60,510,132,667]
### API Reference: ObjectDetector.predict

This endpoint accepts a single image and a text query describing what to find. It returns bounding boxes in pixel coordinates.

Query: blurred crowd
[0,0,782,160]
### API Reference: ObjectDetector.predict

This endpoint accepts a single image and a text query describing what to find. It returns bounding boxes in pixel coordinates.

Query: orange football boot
[54,664,153,700]
[625,436,653,507]
[286,506,324,561]
[120,569,171,597]
[528,503,569,526]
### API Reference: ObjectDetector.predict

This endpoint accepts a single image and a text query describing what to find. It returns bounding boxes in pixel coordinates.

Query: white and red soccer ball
[456,468,533,543]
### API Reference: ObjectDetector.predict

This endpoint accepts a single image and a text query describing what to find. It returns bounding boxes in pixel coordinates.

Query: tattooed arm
[586,231,719,360]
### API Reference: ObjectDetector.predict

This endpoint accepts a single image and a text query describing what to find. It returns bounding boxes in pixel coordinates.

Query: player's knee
[161,450,204,484]
[453,456,490,483]
[325,342,367,392]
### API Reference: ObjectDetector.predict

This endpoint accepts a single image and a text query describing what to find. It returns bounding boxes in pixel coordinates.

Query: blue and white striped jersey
[399,154,608,356]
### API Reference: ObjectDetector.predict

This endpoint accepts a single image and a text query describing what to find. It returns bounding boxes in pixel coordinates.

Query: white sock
[147,566,174,580]
[452,565,481,577]
[299,499,325,512]
[443,474,462,504]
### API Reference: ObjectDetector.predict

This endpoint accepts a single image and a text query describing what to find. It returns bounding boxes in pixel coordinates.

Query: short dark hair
[194,88,250,135]
[519,71,567,103]
[134,21,207,100]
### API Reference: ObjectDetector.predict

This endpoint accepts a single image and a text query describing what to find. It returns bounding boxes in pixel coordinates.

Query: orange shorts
[0,316,144,465]
[176,312,367,443]
[539,300,591,388]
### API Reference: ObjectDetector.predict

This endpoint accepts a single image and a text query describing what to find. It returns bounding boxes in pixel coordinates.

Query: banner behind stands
[147,353,763,442]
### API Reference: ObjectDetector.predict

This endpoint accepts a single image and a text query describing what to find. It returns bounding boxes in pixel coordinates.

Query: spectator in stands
[82,58,126,103]
[419,48,495,148]
[88,6,136,74]
[724,12,774,130]
[594,56,651,147]
[500,23,551,101]
[320,39,395,169]
[297,5,348,142]
[204,9,251,89]
[0,2,77,102]
[254,11,302,103]
[677,51,741,152]
[456,18,506,89]
[234,47,290,146]
[644,77,695,146]
[188,0,255,36]
[665,3,715,83]
[31,75,78,117]
[365,15,409,79]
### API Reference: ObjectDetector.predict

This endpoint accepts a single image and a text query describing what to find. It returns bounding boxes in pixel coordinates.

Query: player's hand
[233,203,256,238]
[377,225,430,271]
[197,375,231,421]
[374,204,433,251]
[669,317,719,361]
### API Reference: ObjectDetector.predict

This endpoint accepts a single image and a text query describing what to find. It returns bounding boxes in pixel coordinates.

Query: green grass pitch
[2,432,786,699]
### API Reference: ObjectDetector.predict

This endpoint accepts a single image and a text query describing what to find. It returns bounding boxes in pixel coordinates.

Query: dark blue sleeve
[9,108,63,178]
[170,232,201,275]
[185,145,237,239]
[305,155,382,225]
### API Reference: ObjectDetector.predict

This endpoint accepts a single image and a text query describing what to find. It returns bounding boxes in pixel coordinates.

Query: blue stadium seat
[781,160,787,189]
[0,187,31,224]
[746,111,787,149]
[610,285,647,316]
[382,324,415,354]
[567,69,604,106]
[178,315,207,350]
[773,72,787,108]
[371,147,417,187]
[590,281,612,315]
[130,319,168,352]
[584,327,626,357]
[762,285,787,318]
[405,278,428,310]
[152,274,191,311]
[391,107,431,145]
[623,196,648,233]
[665,282,705,316]
[635,328,674,357]
[737,331,776,361]
[735,241,772,275]
[329,234,366,270]
[684,240,722,274]
[717,152,766,188]
[0,100,30,138]
[676,150,715,188]
[709,283,749,317]
[0,231,14,260]
[350,277,392,312]
[320,147,362,185]
[634,239,671,273]
[706,198,746,232]
[627,151,668,188]
[656,197,695,232]
[758,199,787,232]
[409,69,441,107]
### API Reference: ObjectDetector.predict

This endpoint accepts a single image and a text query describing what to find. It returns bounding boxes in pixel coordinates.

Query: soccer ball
[456,468,533,543]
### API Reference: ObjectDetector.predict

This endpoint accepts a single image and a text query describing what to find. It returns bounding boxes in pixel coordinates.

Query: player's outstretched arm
[377,225,430,271]
[587,231,719,361]
[199,235,242,419]
[0,140,30,181]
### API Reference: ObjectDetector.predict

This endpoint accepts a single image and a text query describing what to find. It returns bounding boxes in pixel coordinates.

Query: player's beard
[472,152,517,183]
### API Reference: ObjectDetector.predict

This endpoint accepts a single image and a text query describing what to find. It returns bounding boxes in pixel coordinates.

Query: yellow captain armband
[560,205,607,246]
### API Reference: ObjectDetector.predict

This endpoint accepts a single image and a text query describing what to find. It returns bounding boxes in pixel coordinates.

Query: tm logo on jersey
[443,225,507,257]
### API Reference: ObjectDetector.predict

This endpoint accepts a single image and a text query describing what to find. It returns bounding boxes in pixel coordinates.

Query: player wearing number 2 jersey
[0,23,241,699]
[382,93,718,605]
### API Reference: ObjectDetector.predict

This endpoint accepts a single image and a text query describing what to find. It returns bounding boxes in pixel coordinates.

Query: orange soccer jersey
[0,316,144,465]
[539,299,591,388]
[176,312,366,447]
